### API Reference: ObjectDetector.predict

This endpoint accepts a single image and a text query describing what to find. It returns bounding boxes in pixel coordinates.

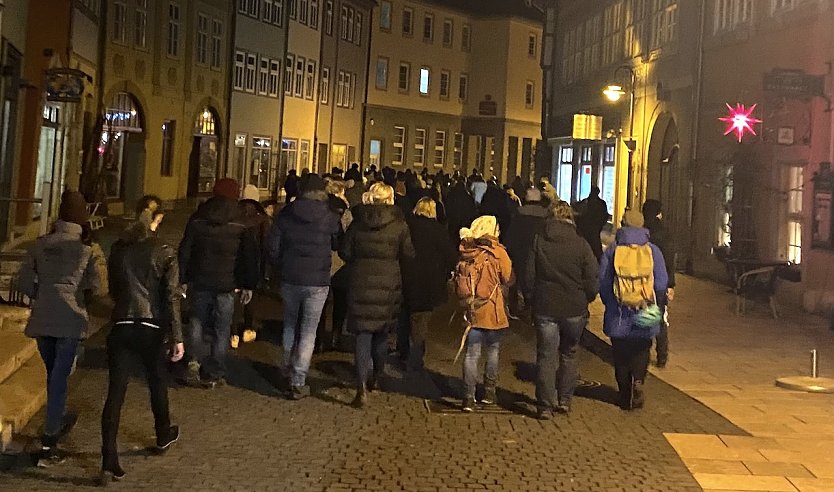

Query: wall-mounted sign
[572,114,603,140]
[478,95,497,116]
[764,69,825,98]
[45,68,88,103]
[719,103,762,142]
[777,127,795,146]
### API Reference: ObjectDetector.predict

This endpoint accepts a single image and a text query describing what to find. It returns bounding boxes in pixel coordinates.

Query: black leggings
[611,337,652,394]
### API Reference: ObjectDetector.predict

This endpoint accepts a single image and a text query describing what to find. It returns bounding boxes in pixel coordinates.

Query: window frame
[439,70,450,100]
[393,125,406,166]
[305,60,317,100]
[414,128,426,167]
[461,23,471,51]
[379,0,392,31]
[285,54,294,95]
[442,18,453,47]
[376,57,389,90]
[321,66,330,104]
[234,50,246,91]
[398,62,411,93]
[419,66,430,96]
[244,53,257,93]
[211,19,223,69]
[134,0,148,48]
[458,73,468,101]
[196,13,210,65]
[528,32,538,58]
[258,56,270,96]
[423,13,434,43]
[402,7,414,37]
[525,80,535,108]
[167,2,181,58]
[112,1,127,44]
[433,130,446,167]
[325,0,334,35]
[294,56,306,98]
[268,59,281,97]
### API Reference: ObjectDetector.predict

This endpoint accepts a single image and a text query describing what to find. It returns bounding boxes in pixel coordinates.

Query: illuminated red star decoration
[719,103,762,142]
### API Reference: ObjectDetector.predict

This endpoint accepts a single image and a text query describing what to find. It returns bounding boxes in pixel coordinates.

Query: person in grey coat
[18,191,101,462]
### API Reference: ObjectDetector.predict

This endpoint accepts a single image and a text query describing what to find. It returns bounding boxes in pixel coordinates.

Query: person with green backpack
[599,209,668,410]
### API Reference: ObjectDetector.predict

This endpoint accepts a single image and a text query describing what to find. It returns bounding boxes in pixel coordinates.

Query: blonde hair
[325,178,347,196]
[362,182,395,205]
[551,201,575,225]
[413,197,437,219]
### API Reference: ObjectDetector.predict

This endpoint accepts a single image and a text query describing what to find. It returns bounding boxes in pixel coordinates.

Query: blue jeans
[463,328,504,399]
[534,314,587,409]
[281,284,329,387]
[36,337,80,437]
[188,290,235,380]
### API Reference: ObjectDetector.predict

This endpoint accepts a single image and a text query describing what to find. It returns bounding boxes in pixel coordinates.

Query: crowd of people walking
[17,163,675,484]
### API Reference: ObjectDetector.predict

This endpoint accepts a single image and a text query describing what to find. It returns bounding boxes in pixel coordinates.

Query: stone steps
[0,305,39,453]
[0,333,36,385]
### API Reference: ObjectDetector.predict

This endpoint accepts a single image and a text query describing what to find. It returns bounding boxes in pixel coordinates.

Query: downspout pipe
[686,0,707,274]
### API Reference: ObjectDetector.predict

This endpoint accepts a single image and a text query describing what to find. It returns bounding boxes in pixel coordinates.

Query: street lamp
[602,65,637,207]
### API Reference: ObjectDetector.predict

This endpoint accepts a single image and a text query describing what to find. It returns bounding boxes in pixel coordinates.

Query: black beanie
[642,199,663,220]
[299,173,326,194]
[59,191,89,225]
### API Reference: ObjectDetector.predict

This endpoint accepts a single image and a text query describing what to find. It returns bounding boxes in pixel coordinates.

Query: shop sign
[572,114,602,140]
[45,68,87,103]
[764,69,825,98]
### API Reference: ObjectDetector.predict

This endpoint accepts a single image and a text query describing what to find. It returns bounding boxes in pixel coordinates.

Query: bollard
[776,348,834,393]
[812,349,818,378]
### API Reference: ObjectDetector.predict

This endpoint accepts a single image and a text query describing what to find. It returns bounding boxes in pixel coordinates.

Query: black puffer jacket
[340,204,415,333]
[109,221,183,343]
[505,203,548,283]
[524,219,599,319]
[403,215,457,312]
[239,199,271,276]
[268,194,340,287]
[178,196,259,292]
[445,182,478,241]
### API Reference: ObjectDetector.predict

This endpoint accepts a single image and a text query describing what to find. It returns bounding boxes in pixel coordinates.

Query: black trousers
[101,322,171,467]
[611,337,652,395]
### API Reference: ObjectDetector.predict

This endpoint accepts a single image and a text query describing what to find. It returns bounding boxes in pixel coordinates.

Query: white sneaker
[242,329,257,343]
[230,335,240,349]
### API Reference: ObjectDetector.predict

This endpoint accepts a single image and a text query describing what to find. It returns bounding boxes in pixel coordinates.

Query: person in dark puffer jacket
[268,173,340,399]
[642,199,675,368]
[524,201,598,418]
[178,179,259,387]
[340,182,415,408]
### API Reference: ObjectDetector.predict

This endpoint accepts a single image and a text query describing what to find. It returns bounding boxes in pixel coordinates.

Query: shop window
[332,144,347,170]
[786,164,804,263]
[300,140,311,169]
[282,138,298,172]
[556,145,574,201]
[599,143,616,214]
[251,136,271,190]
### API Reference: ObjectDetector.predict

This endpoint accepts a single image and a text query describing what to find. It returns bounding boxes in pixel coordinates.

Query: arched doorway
[99,92,145,210]
[188,107,220,197]
[646,114,679,204]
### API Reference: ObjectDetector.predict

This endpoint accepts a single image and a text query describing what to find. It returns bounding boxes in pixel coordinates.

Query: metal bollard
[775,348,834,393]
[811,349,818,378]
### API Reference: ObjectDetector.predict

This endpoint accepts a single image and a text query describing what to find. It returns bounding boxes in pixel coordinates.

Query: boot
[100,449,126,486]
[351,384,368,409]
[631,380,645,409]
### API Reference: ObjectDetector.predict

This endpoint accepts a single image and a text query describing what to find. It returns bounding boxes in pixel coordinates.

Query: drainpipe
[359,2,374,166]
[225,3,236,180]
[274,3,291,199]
[313,8,327,173]
[686,0,707,274]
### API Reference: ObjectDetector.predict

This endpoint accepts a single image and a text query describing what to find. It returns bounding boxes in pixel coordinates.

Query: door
[121,133,146,214]
[369,139,381,168]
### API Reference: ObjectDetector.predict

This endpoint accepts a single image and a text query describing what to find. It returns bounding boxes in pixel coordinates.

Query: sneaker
[242,329,257,343]
[480,386,496,405]
[632,381,645,409]
[36,446,68,468]
[351,387,368,409]
[182,361,202,387]
[461,398,476,413]
[536,407,553,420]
[289,385,310,400]
[156,425,180,452]
[230,335,240,349]
[555,403,571,415]
[201,378,226,389]
[99,464,126,485]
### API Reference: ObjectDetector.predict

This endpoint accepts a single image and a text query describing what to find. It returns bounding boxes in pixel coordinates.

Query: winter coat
[239,198,271,276]
[19,220,101,339]
[178,196,259,293]
[458,236,513,330]
[599,227,669,339]
[470,181,488,205]
[403,215,457,312]
[478,185,512,239]
[505,203,548,283]
[108,222,183,343]
[445,183,478,241]
[345,183,365,208]
[576,196,610,259]
[524,220,598,319]
[339,204,415,333]
[268,194,340,287]
[645,217,676,290]
[283,174,299,200]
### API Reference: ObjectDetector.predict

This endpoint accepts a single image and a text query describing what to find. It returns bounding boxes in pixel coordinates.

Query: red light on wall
[719,103,762,143]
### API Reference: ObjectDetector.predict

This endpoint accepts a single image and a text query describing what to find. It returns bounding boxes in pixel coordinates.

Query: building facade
[364,0,543,182]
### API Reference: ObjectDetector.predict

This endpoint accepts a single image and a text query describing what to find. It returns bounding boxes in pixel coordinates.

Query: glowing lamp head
[719,103,762,142]
[202,110,211,119]
[603,85,625,102]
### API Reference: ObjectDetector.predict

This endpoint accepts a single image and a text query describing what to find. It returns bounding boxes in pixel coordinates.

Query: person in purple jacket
[599,209,668,410]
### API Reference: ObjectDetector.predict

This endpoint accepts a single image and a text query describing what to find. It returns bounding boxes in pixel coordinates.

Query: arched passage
[99,91,146,210]
[646,113,679,204]
[188,106,220,197]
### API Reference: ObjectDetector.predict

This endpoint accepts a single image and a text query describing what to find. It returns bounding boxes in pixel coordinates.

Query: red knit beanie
[213,178,240,200]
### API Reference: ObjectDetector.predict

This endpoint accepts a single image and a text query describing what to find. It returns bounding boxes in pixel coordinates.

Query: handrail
[0,197,42,203]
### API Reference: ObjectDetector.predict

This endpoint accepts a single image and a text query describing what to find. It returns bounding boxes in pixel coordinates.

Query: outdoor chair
[735,266,779,319]
[87,202,104,231]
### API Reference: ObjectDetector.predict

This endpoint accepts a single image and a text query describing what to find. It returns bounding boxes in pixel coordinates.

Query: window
[251,137,271,190]
[453,132,463,167]
[461,23,471,51]
[331,144,347,169]
[264,0,273,22]
[414,128,426,166]
[355,12,362,45]
[310,0,319,28]
[305,60,316,99]
[557,146,574,201]
[234,51,245,90]
[772,0,794,13]
[268,60,280,97]
[196,14,209,65]
[402,8,413,36]
[248,0,259,17]
[599,144,616,214]
[320,67,330,104]
[347,7,355,42]
[336,71,345,106]
[434,130,446,167]
[282,138,298,172]
[625,0,646,58]
[376,57,389,89]
[272,0,283,25]
[442,19,453,47]
[295,57,305,97]
[380,1,392,30]
[419,67,430,95]
[134,0,147,48]
[423,14,434,42]
[398,63,410,92]
[113,2,126,43]
[602,1,623,66]
[717,0,752,30]
[458,73,468,101]
[167,2,180,57]
[393,126,405,165]
[786,164,804,263]
[439,70,450,99]
[300,0,308,24]
[340,6,349,39]
[258,57,269,95]
[349,73,356,108]
[525,81,535,108]
[528,33,537,58]
[288,0,297,19]
[300,140,311,169]
[285,54,294,94]
[737,0,752,23]
[211,20,223,68]
[245,53,257,92]
[239,0,247,14]
[325,0,333,35]
[651,0,678,49]
[161,120,175,176]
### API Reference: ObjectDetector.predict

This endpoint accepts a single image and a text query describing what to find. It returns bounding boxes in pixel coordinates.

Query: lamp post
[603,65,637,208]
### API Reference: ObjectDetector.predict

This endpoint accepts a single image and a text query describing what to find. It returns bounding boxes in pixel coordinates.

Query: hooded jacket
[178,196,259,292]
[19,220,101,339]
[644,215,676,290]
[108,221,183,343]
[403,215,458,312]
[268,195,340,287]
[505,203,549,279]
[339,204,415,333]
[459,235,513,330]
[239,198,272,277]
[599,227,669,339]
[524,220,598,319]
[445,182,478,241]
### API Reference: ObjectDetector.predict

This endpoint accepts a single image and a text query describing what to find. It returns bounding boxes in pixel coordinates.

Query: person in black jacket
[178,178,259,388]
[340,183,415,408]
[444,179,478,242]
[524,201,598,418]
[101,218,183,483]
[505,188,549,316]
[575,186,611,260]
[642,199,675,368]
[403,197,457,372]
[268,174,340,399]
[283,169,299,203]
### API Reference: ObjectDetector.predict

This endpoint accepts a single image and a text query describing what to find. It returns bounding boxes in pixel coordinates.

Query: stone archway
[646,113,679,205]
[98,91,146,212]
[188,106,220,197]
